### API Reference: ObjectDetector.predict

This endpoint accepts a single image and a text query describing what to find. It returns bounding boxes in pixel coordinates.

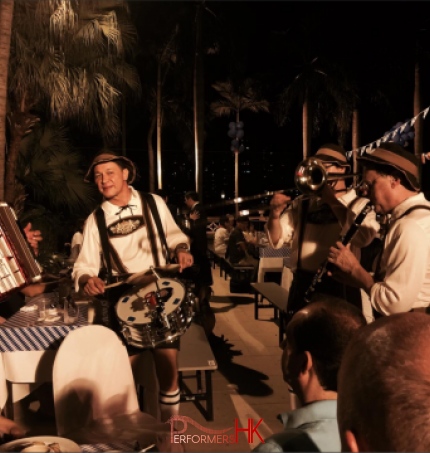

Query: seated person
[226,216,258,268]
[214,215,233,257]
[253,294,366,452]
[338,312,430,452]
[244,222,259,259]
[0,415,25,444]
[243,222,258,244]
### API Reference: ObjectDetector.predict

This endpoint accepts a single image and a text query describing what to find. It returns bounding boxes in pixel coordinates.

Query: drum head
[115,278,186,325]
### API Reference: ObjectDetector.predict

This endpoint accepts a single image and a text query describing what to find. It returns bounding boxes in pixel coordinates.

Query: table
[0,294,88,418]
[257,244,292,283]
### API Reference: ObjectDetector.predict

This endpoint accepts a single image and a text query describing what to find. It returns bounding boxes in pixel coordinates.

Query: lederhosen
[94,191,180,353]
[286,196,364,319]
[372,204,430,319]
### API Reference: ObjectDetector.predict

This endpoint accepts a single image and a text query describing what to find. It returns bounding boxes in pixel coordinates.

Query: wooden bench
[178,322,218,421]
[251,282,289,345]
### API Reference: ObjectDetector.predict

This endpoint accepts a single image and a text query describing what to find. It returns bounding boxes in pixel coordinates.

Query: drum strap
[95,206,127,283]
[140,192,172,265]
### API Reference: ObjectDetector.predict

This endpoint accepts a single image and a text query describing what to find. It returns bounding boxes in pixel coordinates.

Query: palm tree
[153,25,179,191]
[278,55,355,160]
[0,0,14,199]
[17,123,98,215]
[192,0,217,198]
[210,78,269,215]
[16,121,99,256]
[6,0,140,207]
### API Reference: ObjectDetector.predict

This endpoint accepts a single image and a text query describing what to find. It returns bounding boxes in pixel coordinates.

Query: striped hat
[358,142,420,191]
[84,152,137,183]
[315,144,351,170]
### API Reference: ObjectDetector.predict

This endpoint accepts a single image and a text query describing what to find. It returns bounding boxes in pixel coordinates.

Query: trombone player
[266,144,380,319]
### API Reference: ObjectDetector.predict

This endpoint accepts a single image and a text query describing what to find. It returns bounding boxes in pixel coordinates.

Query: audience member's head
[235,215,250,231]
[337,312,430,452]
[219,215,233,231]
[283,295,366,405]
[184,191,199,209]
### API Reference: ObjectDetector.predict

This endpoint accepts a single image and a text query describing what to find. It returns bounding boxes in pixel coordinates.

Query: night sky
[124,1,430,212]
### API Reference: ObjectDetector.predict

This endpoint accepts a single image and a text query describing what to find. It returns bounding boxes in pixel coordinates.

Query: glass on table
[63,297,80,325]
[36,297,47,324]
[87,299,95,325]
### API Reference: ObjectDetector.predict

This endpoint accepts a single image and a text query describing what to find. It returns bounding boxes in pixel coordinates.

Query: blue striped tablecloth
[259,244,291,258]
[0,295,88,352]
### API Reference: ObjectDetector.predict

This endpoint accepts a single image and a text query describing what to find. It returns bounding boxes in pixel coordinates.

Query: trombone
[205,158,362,210]
[294,157,362,195]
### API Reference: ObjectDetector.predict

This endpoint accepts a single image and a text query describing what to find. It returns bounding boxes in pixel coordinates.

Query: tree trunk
[193,2,204,201]
[156,60,162,190]
[302,89,311,159]
[352,108,360,187]
[414,61,423,183]
[147,113,156,193]
[234,111,240,217]
[0,0,14,200]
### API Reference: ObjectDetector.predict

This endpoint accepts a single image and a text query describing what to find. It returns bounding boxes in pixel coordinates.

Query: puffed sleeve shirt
[371,192,430,315]
[72,188,189,291]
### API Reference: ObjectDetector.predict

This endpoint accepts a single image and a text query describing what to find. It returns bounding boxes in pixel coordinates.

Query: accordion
[0,202,43,300]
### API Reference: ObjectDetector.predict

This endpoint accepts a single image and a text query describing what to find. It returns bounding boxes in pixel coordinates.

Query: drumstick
[104,280,126,290]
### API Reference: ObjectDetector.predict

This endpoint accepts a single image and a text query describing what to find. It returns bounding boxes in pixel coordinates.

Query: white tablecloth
[0,297,87,415]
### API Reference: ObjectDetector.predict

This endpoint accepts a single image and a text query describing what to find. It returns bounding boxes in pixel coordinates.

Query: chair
[52,325,173,446]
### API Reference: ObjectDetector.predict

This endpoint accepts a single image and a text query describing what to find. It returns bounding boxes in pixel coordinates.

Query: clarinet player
[327,142,430,317]
[266,144,380,320]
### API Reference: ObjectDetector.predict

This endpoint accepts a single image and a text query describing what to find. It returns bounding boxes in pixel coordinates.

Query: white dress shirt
[371,192,430,315]
[72,188,189,291]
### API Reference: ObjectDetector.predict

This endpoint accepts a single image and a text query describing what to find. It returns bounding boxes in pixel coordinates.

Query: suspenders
[95,192,171,283]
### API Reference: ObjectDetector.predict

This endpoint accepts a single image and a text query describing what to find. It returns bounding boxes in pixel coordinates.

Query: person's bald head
[283,295,366,396]
[338,312,430,452]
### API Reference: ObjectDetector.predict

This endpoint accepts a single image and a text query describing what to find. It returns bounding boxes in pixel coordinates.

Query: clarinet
[304,201,373,303]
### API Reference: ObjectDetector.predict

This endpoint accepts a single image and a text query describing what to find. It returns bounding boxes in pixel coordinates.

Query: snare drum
[115,278,195,348]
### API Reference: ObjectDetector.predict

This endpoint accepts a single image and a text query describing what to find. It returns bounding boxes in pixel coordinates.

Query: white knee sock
[159,388,180,422]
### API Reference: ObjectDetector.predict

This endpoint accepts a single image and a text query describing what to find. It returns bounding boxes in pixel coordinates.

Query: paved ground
[175,269,294,452]
[12,266,293,452]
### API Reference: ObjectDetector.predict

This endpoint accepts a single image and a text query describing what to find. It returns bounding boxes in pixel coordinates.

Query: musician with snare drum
[72,152,194,422]
[327,143,430,317]
[266,144,380,320]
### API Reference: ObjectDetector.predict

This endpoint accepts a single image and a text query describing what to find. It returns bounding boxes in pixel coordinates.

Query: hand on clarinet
[327,241,373,291]
[327,242,358,274]
[327,241,365,290]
